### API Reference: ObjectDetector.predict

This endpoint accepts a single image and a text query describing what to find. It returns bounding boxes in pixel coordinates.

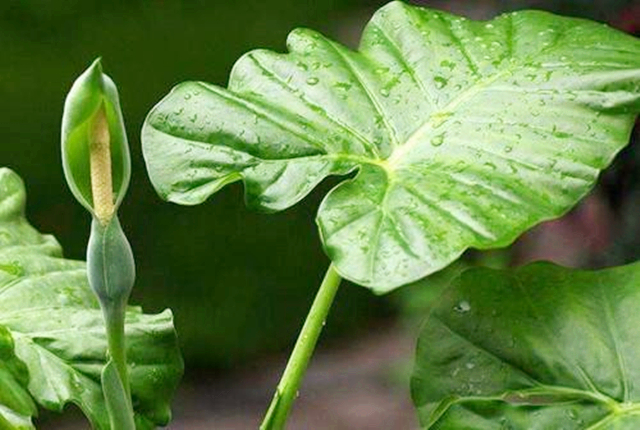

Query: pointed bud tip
[83,58,105,90]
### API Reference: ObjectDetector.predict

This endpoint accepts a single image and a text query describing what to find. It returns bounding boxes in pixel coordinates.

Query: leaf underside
[0,168,183,430]
[412,262,640,429]
[142,1,640,292]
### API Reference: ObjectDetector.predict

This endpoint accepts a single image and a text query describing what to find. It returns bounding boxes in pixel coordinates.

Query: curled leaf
[0,325,36,430]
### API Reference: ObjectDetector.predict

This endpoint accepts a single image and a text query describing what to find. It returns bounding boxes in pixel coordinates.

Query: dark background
[1,0,637,428]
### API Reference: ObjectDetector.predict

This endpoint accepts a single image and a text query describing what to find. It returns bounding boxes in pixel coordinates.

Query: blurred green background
[0,0,636,383]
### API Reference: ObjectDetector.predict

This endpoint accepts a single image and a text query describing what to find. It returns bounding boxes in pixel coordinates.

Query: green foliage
[412,262,640,429]
[0,168,183,429]
[142,1,640,293]
[0,326,36,429]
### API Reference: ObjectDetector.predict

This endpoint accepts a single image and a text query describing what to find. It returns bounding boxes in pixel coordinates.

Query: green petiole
[261,264,342,430]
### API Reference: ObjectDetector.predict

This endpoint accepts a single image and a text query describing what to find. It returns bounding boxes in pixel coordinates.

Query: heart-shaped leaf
[142,1,640,292]
[0,168,183,429]
[412,261,640,429]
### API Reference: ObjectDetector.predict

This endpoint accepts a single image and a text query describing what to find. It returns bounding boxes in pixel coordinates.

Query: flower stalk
[62,58,135,430]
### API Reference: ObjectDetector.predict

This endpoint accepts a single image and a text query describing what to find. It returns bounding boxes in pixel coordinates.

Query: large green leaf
[142,1,640,292]
[0,168,183,429]
[412,262,640,429]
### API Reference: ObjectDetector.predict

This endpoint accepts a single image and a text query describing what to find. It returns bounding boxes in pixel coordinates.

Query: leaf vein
[194,82,328,154]
[246,54,376,156]
[370,22,437,108]
[324,39,399,152]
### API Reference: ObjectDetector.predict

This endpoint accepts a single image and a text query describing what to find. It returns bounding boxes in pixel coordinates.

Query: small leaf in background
[142,1,640,292]
[0,168,183,430]
[412,261,640,429]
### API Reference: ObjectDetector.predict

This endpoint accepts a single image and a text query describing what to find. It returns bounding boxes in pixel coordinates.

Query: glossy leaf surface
[412,262,640,429]
[0,326,36,429]
[143,1,640,292]
[0,168,183,429]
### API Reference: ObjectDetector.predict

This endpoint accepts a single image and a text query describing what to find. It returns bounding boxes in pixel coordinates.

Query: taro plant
[141,0,640,428]
[61,58,138,429]
[0,60,183,428]
[0,168,182,429]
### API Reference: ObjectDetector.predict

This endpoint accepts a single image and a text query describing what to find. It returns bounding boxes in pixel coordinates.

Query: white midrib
[384,69,511,170]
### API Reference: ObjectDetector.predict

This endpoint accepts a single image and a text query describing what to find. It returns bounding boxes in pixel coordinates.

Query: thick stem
[260,264,342,430]
[103,304,131,399]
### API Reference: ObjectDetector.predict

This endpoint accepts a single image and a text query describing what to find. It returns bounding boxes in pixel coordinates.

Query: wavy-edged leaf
[142,1,640,292]
[412,262,640,429]
[0,168,183,429]
[0,326,36,429]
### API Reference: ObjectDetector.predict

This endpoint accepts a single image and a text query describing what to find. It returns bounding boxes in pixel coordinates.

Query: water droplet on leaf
[454,300,471,313]
[434,76,448,89]
[430,133,445,147]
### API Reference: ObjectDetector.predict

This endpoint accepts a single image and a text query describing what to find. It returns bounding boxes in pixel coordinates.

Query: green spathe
[412,262,640,429]
[142,1,640,293]
[61,58,131,217]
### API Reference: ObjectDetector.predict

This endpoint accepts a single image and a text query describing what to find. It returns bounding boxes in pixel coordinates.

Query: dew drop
[484,161,497,170]
[454,300,471,313]
[306,77,319,85]
[380,88,390,97]
[434,76,448,89]
[440,60,456,70]
[430,133,445,147]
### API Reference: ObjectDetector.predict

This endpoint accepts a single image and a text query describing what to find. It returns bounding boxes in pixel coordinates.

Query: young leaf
[412,262,640,429]
[0,168,183,430]
[142,1,640,292]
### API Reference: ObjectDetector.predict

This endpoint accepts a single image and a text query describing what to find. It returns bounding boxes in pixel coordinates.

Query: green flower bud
[87,216,135,307]
[61,58,131,224]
